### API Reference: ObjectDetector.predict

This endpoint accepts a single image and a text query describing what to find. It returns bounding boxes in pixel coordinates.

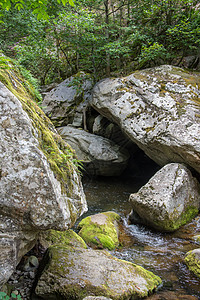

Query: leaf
[1,0,11,10]
[68,0,74,7]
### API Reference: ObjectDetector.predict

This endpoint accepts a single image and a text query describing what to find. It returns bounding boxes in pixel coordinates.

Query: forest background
[0,0,200,87]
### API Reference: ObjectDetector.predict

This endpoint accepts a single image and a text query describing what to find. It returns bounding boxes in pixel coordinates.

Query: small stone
[13,280,18,284]
[12,290,19,295]
[29,271,35,279]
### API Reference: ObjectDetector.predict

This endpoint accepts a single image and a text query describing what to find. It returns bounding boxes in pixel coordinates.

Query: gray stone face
[0,83,87,287]
[58,126,130,176]
[91,65,200,174]
[42,72,93,127]
[129,163,200,232]
[35,245,162,299]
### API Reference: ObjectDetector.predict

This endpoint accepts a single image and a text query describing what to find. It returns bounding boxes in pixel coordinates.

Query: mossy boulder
[0,57,87,287]
[78,212,121,250]
[184,248,200,278]
[39,229,87,249]
[92,65,200,175]
[129,163,200,232]
[35,245,162,299]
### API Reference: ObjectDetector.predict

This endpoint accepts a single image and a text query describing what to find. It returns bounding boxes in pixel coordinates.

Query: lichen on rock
[129,163,200,232]
[35,244,162,299]
[91,65,200,174]
[42,71,94,127]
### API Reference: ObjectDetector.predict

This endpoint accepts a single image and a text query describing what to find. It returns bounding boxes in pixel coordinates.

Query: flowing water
[81,175,200,299]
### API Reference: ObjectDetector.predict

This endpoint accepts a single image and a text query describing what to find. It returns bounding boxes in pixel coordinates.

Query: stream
[81,175,200,299]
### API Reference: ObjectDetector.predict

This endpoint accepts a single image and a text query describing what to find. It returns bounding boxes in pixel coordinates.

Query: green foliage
[0,291,22,300]
[15,62,42,101]
[138,42,169,68]
[0,0,199,82]
[0,52,11,69]
[0,0,74,20]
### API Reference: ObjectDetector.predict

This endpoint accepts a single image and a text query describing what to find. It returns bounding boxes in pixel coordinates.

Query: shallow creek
[80,175,200,299]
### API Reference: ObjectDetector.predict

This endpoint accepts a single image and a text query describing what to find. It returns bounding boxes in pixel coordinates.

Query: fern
[0,53,11,70]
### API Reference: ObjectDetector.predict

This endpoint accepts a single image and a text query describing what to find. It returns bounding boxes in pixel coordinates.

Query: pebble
[6,250,43,300]
[29,271,35,279]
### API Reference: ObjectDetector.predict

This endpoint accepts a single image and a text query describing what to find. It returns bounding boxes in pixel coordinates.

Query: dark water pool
[81,175,200,299]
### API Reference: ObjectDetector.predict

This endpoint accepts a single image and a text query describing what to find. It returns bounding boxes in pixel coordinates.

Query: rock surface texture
[184,248,200,278]
[42,72,93,127]
[58,126,129,176]
[35,245,162,299]
[92,65,200,174]
[129,163,200,232]
[0,78,87,287]
[78,211,121,250]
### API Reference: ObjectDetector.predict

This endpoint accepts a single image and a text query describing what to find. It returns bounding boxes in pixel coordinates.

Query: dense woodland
[0,0,200,85]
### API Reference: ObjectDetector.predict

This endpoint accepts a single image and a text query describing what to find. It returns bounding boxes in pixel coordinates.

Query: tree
[1,0,199,84]
[0,0,74,20]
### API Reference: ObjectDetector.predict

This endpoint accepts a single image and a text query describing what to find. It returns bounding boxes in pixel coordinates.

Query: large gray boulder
[129,163,200,232]
[91,65,200,174]
[58,126,130,176]
[42,72,93,127]
[0,81,87,287]
[35,245,162,299]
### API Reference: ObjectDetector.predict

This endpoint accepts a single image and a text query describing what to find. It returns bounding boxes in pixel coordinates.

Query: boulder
[0,68,87,287]
[129,163,200,232]
[91,65,200,174]
[89,113,134,150]
[35,245,162,299]
[39,229,87,250]
[42,72,93,127]
[184,248,200,278]
[78,211,121,250]
[58,126,130,176]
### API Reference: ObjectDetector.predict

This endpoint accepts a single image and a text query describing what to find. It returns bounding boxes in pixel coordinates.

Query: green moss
[0,59,82,203]
[78,212,121,250]
[184,250,200,278]
[39,229,87,249]
[154,205,199,232]
[38,244,162,299]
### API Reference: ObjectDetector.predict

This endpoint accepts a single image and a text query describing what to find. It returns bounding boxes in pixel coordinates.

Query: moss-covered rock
[129,163,200,232]
[78,212,121,250]
[39,229,87,249]
[0,56,87,287]
[184,248,200,278]
[35,244,162,299]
